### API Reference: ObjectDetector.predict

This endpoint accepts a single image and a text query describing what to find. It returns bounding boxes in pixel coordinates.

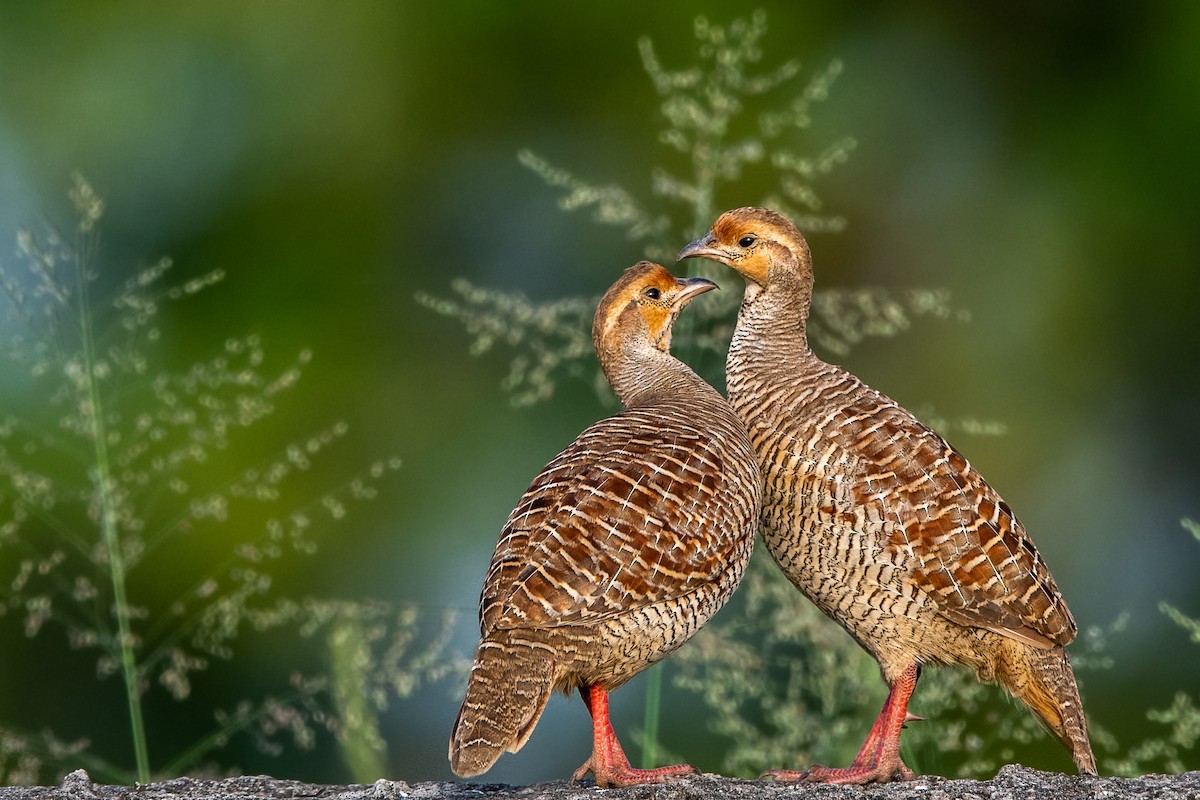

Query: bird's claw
[762,759,915,785]
[570,759,593,784]
[760,768,811,782]
[573,758,697,788]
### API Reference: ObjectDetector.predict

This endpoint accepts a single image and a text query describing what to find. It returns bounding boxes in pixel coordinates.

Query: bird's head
[592,261,717,358]
[677,206,812,290]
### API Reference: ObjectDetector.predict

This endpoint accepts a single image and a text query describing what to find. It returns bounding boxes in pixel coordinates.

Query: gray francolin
[448,261,761,787]
[679,207,1096,784]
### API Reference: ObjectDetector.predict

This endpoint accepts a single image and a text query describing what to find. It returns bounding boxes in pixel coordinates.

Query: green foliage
[325,605,462,783]
[329,618,386,782]
[1160,518,1200,646]
[0,176,456,784]
[1106,518,1200,776]
[417,11,959,408]
[414,283,595,409]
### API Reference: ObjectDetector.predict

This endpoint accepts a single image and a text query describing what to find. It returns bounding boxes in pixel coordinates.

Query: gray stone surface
[2,766,1198,800]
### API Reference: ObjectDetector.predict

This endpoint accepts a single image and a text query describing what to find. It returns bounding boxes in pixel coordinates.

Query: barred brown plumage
[680,207,1096,784]
[448,261,761,787]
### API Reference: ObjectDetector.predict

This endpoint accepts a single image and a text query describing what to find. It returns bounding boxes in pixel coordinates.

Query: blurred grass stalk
[330,618,387,782]
[1,176,417,783]
[67,182,152,783]
[640,664,662,769]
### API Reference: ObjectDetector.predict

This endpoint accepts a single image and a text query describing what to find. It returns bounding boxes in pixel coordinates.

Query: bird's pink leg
[570,684,698,787]
[763,663,920,785]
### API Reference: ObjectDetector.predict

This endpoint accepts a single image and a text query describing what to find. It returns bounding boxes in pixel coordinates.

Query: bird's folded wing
[837,394,1077,648]
[480,407,751,634]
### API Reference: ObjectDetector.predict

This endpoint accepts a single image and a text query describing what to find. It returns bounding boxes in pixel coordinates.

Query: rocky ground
[0,766,1198,800]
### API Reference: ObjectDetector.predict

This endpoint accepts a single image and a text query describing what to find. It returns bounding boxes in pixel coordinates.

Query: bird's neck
[731,273,815,360]
[604,345,715,409]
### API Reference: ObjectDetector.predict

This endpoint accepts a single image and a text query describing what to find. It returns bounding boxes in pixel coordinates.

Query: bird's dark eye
[643,287,661,300]
[738,235,757,248]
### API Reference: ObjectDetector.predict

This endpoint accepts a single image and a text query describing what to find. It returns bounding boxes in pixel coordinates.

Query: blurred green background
[1,0,1198,786]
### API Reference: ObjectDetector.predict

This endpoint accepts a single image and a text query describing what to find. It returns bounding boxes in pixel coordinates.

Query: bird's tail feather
[1001,643,1097,775]
[449,636,556,778]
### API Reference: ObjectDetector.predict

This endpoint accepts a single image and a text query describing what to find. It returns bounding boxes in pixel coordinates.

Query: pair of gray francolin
[448,207,1096,786]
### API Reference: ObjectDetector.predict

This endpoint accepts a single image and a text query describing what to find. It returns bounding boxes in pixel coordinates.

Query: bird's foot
[761,757,915,785]
[764,665,921,784]
[573,684,698,787]
[572,758,697,788]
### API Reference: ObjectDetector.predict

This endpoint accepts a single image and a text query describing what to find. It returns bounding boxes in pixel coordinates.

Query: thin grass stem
[74,228,151,783]
[641,663,663,769]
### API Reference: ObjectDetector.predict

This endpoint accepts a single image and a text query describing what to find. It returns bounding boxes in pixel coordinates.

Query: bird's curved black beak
[677,234,722,263]
[673,276,718,306]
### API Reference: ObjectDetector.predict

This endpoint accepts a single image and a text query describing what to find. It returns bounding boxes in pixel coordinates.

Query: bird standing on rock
[679,207,1096,784]
[449,261,761,787]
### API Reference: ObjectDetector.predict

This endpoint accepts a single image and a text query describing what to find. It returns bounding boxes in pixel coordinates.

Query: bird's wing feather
[479,405,753,635]
[833,390,1077,648]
